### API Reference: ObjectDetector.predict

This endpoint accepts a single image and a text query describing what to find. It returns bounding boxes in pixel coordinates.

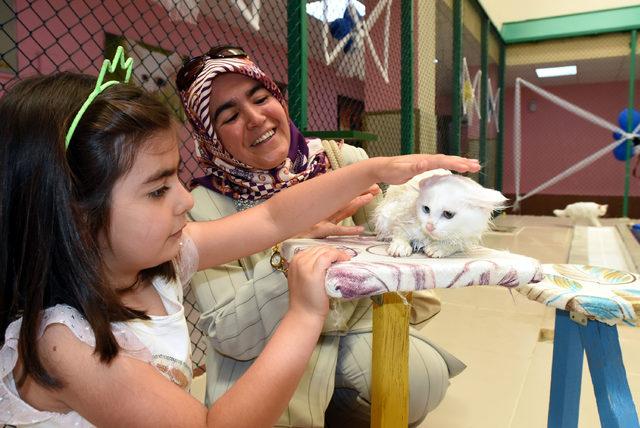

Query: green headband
[64,45,134,149]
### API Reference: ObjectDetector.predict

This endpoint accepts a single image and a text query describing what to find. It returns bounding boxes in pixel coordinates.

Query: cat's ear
[417,169,451,190]
[476,187,509,210]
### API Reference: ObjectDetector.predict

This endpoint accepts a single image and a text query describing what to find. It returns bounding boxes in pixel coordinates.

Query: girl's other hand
[375,154,480,185]
[286,246,352,319]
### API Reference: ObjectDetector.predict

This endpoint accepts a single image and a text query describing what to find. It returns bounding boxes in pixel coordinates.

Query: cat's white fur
[125,41,186,122]
[553,202,608,227]
[127,42,182,93]
[375,169,508,258]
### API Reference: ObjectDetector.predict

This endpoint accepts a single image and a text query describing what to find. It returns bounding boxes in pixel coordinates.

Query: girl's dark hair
[0,72,175,388]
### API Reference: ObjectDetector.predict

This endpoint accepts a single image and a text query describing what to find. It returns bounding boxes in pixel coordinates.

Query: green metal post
[451,0,463,156]
[287,0,308,130]
[479,16,488,185]
[496,40,505,192]
[624,30,637,218]
[401,0,414,155]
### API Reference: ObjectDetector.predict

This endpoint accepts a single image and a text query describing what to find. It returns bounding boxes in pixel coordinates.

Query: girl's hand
[286,245,352,319]
[295,185,380,239]
[375,154,480,185]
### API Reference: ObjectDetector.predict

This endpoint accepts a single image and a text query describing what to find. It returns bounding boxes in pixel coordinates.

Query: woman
[177,46,466,427]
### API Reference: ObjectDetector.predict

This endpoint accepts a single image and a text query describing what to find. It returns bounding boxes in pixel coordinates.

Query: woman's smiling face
[209,73,291,170]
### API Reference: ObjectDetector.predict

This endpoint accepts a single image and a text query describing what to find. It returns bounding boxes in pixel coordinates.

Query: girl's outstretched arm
[189,154,480,270]
[27,247,349,427]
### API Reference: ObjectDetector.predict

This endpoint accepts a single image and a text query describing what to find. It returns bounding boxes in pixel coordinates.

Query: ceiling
[432,1,639,95]
[478,0,640,29]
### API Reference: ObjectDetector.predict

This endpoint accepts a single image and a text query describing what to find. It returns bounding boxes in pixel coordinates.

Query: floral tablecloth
[516,264,640,326]
[281,236,543,300]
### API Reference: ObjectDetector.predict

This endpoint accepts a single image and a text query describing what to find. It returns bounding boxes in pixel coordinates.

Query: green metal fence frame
[501,6,640,44]
[400,0,414,155]
[287,0,308,131]
[624,30,637,217]
[451,0,463,157]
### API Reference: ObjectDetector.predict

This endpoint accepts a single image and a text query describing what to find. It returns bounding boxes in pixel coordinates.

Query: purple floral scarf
[180,56,328,201]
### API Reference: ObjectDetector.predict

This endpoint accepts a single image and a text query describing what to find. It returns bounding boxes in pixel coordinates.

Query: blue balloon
[329,7,361,54]
[612,108,640,161]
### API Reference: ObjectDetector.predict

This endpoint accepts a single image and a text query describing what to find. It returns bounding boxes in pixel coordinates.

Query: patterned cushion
[516,264,640,326]
[281,236,543,300]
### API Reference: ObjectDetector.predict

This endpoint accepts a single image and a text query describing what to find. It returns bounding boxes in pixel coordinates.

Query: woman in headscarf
[178,46,465,427]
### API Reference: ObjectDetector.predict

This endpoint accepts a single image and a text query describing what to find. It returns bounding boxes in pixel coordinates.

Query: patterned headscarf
[180,56,328,201]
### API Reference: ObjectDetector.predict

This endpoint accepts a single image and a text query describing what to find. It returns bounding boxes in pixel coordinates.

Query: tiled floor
[419,215,640,428]
[190,215,640,427]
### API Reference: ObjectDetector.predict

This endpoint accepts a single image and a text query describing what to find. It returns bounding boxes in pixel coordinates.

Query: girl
[0,71,479,427]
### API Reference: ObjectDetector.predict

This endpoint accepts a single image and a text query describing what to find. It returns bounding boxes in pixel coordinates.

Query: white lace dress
[0,234,199,427]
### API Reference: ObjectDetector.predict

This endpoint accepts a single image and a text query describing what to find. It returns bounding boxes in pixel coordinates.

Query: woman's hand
[295,185,380,239]
[374,154,480,185]
[286,245,352,319]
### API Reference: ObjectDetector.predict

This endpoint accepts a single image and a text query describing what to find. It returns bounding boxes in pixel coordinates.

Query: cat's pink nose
[425,223,435,232]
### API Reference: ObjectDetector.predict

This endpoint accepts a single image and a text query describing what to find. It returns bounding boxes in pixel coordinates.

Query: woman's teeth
[251,129,275,147]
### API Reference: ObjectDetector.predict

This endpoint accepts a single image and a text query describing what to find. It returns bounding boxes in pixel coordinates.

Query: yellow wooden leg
[371,292,412,428]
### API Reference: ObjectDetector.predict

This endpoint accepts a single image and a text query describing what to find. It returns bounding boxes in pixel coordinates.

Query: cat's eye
[422,206,430,214]
[141,74,149,82]
[442,210,455,219]
[154,77,167,87]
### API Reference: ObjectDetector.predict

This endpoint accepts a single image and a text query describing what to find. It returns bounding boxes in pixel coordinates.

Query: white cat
[128,43,182,93]
[125,41,186,121]
[375,169,508,258]
[553,202,608,227]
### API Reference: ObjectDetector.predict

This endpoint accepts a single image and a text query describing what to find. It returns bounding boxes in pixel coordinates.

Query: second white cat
[375,170,508,258]
[553,202,608,226]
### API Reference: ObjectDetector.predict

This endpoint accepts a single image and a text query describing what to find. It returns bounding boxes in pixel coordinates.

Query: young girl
[0,70,479,426]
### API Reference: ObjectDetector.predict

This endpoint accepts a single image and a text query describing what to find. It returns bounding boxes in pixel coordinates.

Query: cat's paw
[387,239,413,257]
[424,244,456,258]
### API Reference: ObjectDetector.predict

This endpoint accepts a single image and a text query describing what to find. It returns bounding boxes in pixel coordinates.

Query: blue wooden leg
[579,318,639,428]
[548,309,585,428]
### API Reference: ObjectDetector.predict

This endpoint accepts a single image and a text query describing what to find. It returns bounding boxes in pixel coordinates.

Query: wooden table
[280,237,543,427]
[371,293,412,427]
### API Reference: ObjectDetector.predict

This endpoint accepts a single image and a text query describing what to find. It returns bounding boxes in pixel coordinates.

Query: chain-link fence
[460,0,481,183]
[504,31,639,217]
[433,0,455,159]
[414,0,439,157]
[303,0,403,156]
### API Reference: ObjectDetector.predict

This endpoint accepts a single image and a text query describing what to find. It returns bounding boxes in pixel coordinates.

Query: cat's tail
[553,209,565,217]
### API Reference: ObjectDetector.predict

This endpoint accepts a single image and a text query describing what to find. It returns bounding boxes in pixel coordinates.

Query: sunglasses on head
[176,46,249,92]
